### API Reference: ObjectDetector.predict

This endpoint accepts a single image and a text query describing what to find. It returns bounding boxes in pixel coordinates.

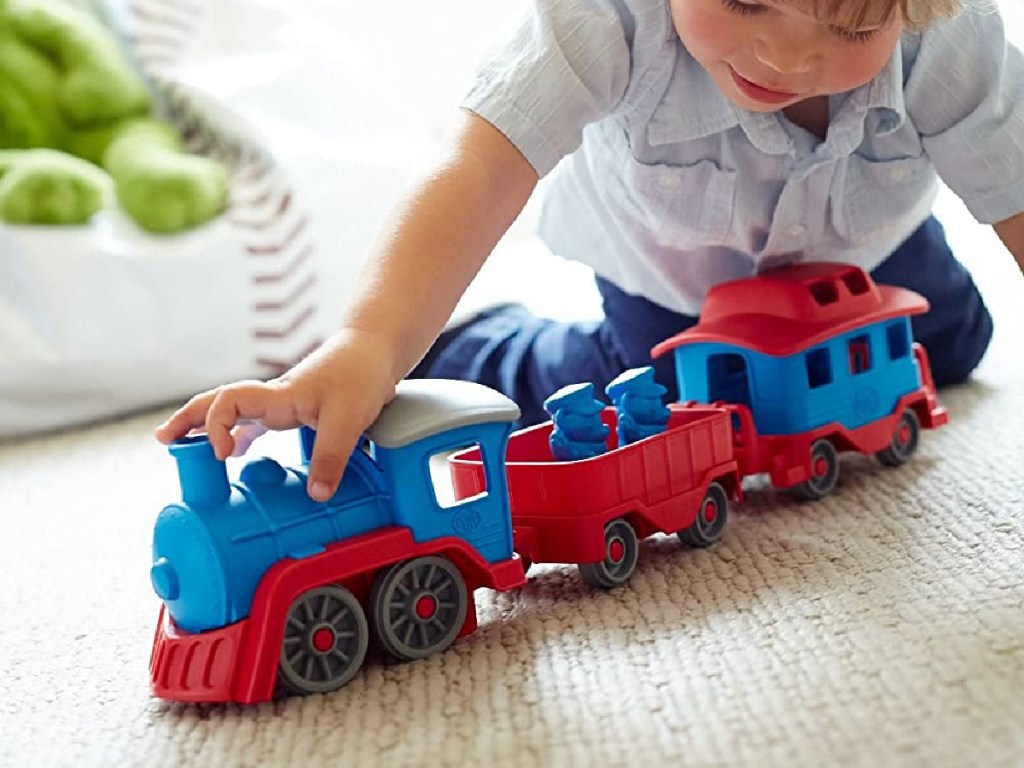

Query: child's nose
[752,37,815,75]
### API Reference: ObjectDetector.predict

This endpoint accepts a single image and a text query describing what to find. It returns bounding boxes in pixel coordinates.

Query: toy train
[149,263,948,704]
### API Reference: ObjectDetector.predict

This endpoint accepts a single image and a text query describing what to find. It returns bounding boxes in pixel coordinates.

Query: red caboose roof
[651,262,929,359]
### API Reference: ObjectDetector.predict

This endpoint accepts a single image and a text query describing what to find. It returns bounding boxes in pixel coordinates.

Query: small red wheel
[876,410,921,467]
[678,482,729,548]
[578,518,639,589]
[792,439,839,500]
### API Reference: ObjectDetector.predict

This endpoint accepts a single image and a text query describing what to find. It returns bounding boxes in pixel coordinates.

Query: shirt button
[658,171,681,190]
[786,223,806,237]
[889,166,911,182]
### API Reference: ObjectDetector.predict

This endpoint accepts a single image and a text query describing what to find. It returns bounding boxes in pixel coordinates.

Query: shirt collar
[825,45,906,154]
[647,41,907,157]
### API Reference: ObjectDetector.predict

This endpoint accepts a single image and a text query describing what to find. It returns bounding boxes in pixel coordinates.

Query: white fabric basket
[0,0,434,437]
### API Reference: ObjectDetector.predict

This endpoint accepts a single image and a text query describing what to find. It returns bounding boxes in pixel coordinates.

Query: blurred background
[132,0,600,324]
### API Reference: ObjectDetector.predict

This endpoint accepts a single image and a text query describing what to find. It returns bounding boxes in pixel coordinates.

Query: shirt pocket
[836,154,937,244]
[624,157,738,247]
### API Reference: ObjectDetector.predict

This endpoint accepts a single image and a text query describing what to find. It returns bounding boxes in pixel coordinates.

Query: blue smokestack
[168,435,231,508]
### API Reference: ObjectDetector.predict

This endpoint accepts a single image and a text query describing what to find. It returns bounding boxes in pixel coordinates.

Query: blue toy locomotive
[150,380,526,699]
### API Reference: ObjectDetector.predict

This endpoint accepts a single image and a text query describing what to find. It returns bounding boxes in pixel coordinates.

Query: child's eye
[720,0,765,15]
[831,25,878,43]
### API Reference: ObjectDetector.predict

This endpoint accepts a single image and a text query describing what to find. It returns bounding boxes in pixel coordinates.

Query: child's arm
[993,212,1024,276]
[154,110,539,500]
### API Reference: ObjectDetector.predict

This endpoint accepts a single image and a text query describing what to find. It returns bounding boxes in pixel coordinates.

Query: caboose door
[706,353,752,409]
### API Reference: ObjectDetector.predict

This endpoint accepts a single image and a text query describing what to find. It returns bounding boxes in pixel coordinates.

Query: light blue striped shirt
[463,0,1024,314]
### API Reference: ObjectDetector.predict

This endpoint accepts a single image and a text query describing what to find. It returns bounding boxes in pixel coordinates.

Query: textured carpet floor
[1,186,1022,767]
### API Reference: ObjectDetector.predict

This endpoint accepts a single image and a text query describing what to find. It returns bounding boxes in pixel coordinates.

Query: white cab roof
[366,379,521,449]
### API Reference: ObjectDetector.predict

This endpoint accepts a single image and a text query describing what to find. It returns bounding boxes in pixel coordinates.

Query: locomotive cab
[360,379,521,564]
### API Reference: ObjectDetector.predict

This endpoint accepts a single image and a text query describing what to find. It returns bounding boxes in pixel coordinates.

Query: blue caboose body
[653,263,929,436]
[151,380,520,634]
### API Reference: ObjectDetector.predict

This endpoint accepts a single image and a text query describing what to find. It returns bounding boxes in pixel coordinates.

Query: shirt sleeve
[462,0,633,177]
[905,3,1024,224]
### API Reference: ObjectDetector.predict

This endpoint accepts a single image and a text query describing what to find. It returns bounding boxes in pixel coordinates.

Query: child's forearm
[341,110,539,382]
[994,211,1024,276]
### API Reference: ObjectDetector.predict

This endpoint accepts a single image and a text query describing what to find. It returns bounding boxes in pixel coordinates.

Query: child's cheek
[824,35,901,92]
[672,2,739,63]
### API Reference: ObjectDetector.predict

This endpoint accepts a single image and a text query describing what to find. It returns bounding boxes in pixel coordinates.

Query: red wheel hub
[415,594,437,620]
[608,539,625,563]
[704,499,718,523]
[898,425,911,445]
[814,457,828,477]
[312,627,335,653]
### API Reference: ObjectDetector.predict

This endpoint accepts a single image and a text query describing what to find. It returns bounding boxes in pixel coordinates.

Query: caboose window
[886,322,909,360]
[848,335,872,375]
[842,270,870,296]
[805,347,832,389]
[808,279,839,305]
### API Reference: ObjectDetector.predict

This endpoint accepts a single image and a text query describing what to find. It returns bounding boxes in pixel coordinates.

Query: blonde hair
[815,0,963,30]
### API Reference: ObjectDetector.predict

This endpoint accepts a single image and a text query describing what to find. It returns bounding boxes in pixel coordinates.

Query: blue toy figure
[543,382,609,461]
[605,367,670,446]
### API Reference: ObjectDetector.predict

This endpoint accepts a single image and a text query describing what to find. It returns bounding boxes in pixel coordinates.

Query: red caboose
[652,263,949,497]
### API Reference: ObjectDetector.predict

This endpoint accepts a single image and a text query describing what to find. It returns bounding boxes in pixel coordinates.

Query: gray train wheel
[678,482,729,548]
[792,439,840,500]
[578,518,639,588]
[278,585,369,695]
[371,555,468,662]
[876,409,921,467]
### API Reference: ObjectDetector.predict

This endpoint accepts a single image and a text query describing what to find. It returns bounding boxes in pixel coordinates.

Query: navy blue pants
[412,217,993,427]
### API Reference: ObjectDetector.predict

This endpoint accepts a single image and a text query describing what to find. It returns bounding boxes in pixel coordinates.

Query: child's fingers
[306,405,362,501]
[204,382,283,460]
[154,390,218,443]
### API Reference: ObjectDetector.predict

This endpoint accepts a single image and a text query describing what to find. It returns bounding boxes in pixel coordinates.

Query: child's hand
[154,330,399,501]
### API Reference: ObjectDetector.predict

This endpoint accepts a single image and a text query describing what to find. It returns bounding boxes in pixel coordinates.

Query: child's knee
[924,300,994,386]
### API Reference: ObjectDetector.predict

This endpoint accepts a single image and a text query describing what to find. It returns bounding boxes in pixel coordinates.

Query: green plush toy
[0,0,228,233]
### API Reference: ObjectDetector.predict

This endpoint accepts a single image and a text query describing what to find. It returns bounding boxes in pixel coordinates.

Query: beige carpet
[2,185,1023,767]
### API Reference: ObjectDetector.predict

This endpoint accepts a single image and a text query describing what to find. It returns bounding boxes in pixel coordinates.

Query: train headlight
[151,557,180,602]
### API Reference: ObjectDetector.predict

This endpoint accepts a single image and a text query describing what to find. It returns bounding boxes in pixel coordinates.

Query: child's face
[671,0,903,112]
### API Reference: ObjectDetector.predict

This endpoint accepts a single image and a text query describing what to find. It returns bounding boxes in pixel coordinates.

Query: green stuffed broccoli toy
[0,0,227,233]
